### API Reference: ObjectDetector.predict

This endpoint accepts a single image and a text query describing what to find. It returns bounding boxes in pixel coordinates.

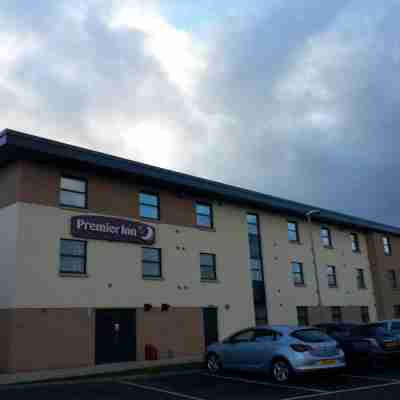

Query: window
[292,262,305,286]
[297,306,309,326]
[247,213,264,282]
[331,306,342,323]
[254,304,268,326]
[59,239,87,274]
[360,306,370,323]
[351,233,360,253]
[383,236,392,256]
[388,270,398,289]
[253,329,280,342]
[392,321,400,335]
[230,329,255,343]
[320,227,332,247]
[59,176,87,208]
[247,213,259,235]
[292,329,331,343]
[142,247,162,278]
[196,202,213,228]
[139,192,160,220]
[288,221,300,242]
[356,268,367,289]
[200,253,217,281]
[327,265,338,288]
[394,305,400,319]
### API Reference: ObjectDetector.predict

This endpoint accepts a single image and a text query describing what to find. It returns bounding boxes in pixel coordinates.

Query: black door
[95,309,136,365]
[203,307,219,348]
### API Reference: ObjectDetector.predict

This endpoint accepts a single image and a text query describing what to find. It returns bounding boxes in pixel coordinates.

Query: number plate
[320,359,337,366]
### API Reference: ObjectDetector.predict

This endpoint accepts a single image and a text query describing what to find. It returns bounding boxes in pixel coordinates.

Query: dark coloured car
[316,322,400,368]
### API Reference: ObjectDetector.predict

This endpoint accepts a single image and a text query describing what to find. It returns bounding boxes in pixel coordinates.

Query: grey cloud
[193,0,400,225]
[1,0,400,226]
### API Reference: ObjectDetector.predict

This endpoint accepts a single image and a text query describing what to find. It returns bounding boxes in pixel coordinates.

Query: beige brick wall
[307,306,364,325]
[136,307,205,361]
[9,308,94,372]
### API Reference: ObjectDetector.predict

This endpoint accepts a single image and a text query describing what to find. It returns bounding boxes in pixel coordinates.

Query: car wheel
[207,353,222,374]
[270,359,292,383]
[371,357,386,371]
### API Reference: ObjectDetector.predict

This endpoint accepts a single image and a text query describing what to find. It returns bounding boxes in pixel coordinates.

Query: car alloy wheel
[271,360,291,383]
[207,354,221,374]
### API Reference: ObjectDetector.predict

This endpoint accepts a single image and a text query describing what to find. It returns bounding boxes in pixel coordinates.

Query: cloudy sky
[1,0,400,225]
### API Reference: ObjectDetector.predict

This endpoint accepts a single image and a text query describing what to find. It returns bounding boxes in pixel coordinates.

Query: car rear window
[291,329,331,343]
[391,322,400,333]
[352,325,386,337]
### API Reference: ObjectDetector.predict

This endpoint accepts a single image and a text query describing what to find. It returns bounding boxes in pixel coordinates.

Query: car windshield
[291,329,331,343]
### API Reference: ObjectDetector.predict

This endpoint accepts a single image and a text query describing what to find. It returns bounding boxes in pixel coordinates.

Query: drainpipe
[306,210,323,322]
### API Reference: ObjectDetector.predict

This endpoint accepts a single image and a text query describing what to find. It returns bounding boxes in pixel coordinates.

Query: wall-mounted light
[144,303,153,312]
[161,303,170,312]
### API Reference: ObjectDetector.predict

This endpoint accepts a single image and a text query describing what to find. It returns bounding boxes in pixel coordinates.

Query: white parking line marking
[200,373,328,394]
[119,380,207,400]
[281,381,400,400]
[339,373,400,383]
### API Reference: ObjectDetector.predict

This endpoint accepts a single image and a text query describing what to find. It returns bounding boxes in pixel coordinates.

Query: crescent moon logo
[141,226,154,242]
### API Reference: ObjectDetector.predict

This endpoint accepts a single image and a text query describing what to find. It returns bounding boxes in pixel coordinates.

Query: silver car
[206,325,346,382]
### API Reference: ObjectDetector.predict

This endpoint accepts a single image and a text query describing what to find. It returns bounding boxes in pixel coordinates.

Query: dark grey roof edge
[2,128,400,236]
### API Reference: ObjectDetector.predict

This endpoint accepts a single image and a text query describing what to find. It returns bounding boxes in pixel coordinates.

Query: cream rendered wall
[15,202,254,340]
[256,211,377,324]
[0,204,18,308]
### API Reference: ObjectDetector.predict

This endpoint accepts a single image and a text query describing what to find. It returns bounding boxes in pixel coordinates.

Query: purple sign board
[71,215,156,245]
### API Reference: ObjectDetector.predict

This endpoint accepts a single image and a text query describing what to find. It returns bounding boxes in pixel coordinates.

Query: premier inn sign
[71,215,156,245]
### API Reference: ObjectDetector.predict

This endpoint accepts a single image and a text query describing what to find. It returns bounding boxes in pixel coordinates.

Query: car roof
[376,320,400,323]
[315,322,360,327]
[257,325,315,334]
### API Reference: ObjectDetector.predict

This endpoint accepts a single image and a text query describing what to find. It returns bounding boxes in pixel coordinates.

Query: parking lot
[2,365,400,400]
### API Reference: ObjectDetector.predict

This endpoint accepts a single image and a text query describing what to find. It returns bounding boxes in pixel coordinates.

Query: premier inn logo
[71,215,156,245]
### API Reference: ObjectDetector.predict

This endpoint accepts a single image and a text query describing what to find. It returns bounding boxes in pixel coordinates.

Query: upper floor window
[60,239,87,275]
[196,202,213,228]
[360,306,370,323]
[247,213,263,282]
[327,265,338,288]
[356,268,367,289]
[351,233,360,253]
[247,213,260,235]
[320,227,332,248]
[200,253,217,281]
[394,305,400,319]
[331,306,342,323]
[292,261,305,286]
[142,247,162,279]
[59,176,87,208]
[288,221,300,242]
[139,192,160,220]
[388,269,398,289]
[383,236,392,256]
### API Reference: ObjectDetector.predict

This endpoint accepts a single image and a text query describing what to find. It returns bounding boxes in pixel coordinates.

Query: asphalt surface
[2,365,400,399]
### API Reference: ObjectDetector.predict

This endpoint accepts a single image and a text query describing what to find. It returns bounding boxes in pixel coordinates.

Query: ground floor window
[142,247,162,278]
[200,253,217,281]
[360,306,370,323]
[394,305,400,319]
[255,304,268,326]
[331,306,342,323]
[297,306,309,326]
[60,239,87,274]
